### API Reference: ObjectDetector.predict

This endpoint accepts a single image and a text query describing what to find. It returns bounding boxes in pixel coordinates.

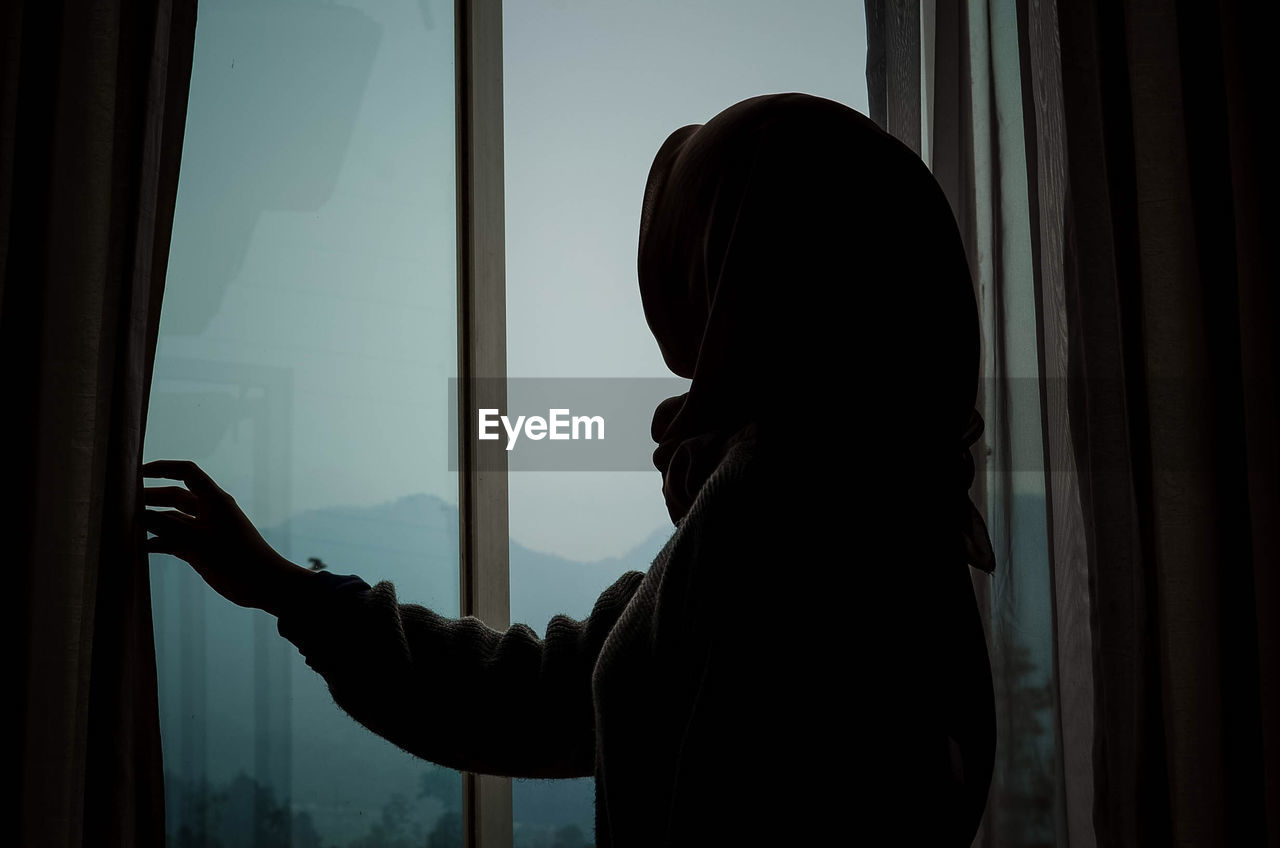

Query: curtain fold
[884,0,1276,844]
[1047,0,1277,844]
[2,1,196,845]
[966,1,1069,844]
[1015,1,1097,844]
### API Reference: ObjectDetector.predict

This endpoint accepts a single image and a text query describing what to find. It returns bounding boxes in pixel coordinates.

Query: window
[146,1,461,844]
[149,2,868,846]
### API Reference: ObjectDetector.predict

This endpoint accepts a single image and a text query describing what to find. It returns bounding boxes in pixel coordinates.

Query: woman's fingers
[144,485,200,515]
[143,507,198,538]
[142,459,224,499]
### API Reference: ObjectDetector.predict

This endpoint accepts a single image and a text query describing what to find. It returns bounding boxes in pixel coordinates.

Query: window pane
[502,3,868,844]
[145,1,461,845]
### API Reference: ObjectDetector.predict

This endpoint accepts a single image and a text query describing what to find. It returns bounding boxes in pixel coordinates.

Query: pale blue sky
[505,0,869,558]
[148,0,457,560]
[146,0,867,562]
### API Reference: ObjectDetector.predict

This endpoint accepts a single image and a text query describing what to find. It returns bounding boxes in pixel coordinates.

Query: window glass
[145,1,461,845]
[502,3,868,844]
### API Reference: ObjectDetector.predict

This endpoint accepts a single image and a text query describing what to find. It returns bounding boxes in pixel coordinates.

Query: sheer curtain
[3,1,196,845]
[869,0,1277,845]
[869,1,1067,844]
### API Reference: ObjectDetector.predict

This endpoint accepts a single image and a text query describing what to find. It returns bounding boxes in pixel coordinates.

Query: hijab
[638,93,995,574]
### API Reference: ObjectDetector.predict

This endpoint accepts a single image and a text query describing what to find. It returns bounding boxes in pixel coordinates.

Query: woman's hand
[142,459,312,615]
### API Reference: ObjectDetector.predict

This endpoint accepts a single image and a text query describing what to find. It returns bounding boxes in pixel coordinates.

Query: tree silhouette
[987,634,1058,847]
[428,811,463,848]
[164,770,322,848]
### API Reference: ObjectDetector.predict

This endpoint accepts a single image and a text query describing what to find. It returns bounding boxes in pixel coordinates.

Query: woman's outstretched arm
[141,459,647,779]
[276,568,645,778]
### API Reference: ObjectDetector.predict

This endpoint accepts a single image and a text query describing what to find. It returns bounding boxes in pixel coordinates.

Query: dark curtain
[1042,0,1278,844]
[2,1,196,845]
[876,0,1277,844]
[864,0,922,156]
[1016,0,1097,844]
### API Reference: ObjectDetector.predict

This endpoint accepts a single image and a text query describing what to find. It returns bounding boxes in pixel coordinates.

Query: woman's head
[641,94,981,475]
[638,94,994,577]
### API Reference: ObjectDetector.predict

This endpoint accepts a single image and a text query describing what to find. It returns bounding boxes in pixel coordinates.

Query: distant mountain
[153,491,670,846]
[510,526,674,633]
[273,490,672,631]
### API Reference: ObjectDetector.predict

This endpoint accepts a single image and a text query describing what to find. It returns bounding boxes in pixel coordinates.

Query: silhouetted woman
[144,92,997,846]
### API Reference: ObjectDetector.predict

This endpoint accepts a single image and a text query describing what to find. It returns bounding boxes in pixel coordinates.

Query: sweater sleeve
[276,568,647,779]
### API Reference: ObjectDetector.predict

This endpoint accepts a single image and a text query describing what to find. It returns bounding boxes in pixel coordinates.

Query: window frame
[453,2,512,847]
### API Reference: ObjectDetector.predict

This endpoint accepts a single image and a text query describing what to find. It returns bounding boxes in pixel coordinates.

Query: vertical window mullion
[455,2,512,848]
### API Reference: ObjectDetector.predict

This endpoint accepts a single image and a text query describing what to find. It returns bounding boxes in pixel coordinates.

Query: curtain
[1033,0,1277,844]
[968,2,1069,843]
[871,1,1070,844]
[873,0,1278,845]
[2,1,196,845]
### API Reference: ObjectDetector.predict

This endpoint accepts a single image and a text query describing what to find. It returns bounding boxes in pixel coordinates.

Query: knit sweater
[276,437,994,846]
